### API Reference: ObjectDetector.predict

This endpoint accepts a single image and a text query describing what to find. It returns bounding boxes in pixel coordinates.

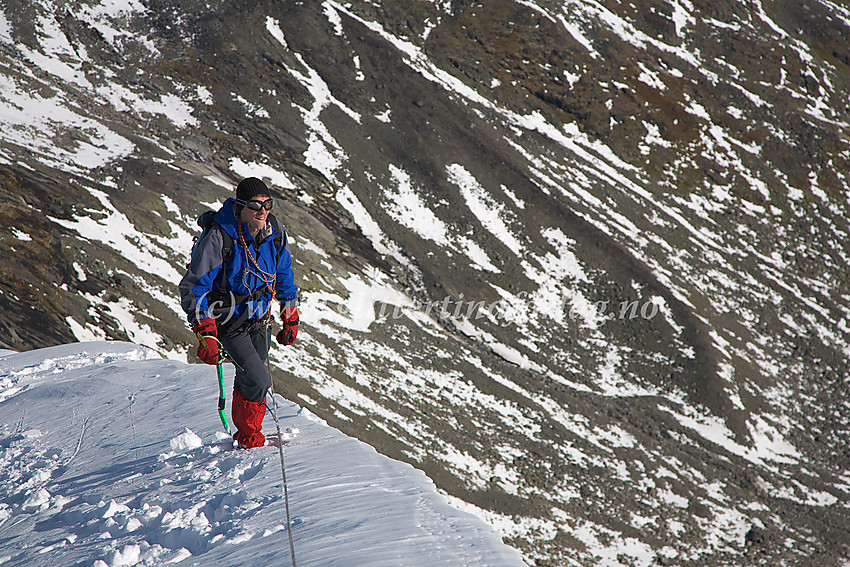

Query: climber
[179,177,299,448]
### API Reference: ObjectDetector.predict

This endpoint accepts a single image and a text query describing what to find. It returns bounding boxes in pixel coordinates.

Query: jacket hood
[214,198,241,240]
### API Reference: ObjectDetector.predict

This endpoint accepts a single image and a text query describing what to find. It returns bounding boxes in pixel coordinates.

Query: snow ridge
[0,342,523,567]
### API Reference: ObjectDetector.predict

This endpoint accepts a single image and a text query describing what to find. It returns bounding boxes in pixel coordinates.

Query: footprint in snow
[265,426,300,448]
[234,461,264,483]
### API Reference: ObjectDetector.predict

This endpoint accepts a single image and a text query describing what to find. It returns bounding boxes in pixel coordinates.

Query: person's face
[240,195,271,234]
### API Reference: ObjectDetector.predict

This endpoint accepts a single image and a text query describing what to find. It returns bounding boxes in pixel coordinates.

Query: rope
[200,227,294,561]
[200,330,294,567]
[238,227,276,320]
[266,341,297,567]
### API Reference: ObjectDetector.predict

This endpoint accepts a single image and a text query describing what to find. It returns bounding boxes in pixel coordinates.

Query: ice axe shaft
[216,362,231,434]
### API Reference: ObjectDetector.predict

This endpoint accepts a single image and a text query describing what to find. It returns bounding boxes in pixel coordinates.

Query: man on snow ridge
[179,177,300,449]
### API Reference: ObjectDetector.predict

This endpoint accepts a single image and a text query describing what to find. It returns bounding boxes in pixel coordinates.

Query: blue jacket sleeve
[179,229,225,323]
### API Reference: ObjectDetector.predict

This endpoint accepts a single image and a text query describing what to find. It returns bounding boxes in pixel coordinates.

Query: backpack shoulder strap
[268,213,286,255]
[197,210,234,293]
[216,224,234,260]
[213,224,233,294]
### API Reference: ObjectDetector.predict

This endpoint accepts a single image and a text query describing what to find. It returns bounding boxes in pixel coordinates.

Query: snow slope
[0,342,524,567]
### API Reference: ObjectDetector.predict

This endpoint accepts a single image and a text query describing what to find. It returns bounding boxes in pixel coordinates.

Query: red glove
[276,305,299,346]
[192,317,220,364]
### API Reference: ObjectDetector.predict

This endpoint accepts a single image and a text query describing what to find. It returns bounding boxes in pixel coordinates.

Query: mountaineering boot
[232,387,266,449]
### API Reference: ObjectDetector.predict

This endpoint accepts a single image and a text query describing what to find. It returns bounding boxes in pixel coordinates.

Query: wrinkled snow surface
[0,342,523,567]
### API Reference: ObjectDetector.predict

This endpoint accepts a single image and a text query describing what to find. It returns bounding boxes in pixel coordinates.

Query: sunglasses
[237,198,273,211]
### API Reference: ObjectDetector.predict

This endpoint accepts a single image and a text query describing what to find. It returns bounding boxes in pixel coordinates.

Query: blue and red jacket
[179,198,299,327]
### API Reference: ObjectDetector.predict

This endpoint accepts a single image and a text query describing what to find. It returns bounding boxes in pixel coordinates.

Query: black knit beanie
[236,177,270,202]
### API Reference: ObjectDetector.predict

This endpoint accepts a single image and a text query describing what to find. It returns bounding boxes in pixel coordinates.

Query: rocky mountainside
[1,1,849,565]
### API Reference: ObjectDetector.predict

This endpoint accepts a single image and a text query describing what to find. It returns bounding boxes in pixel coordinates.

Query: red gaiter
[232,388,266,449]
